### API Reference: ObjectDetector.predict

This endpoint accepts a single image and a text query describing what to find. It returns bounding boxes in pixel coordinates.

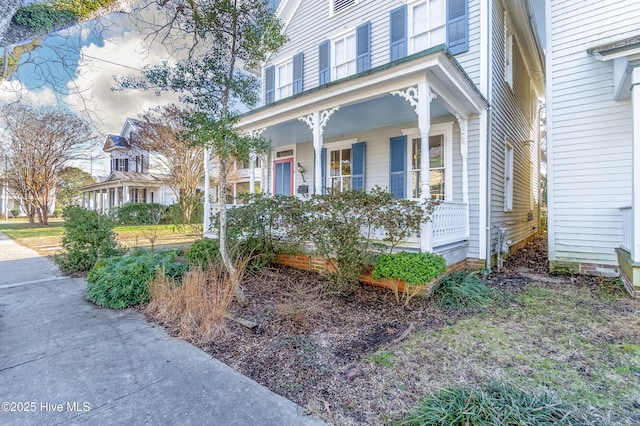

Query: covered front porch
[204,48,487,262]
[80,172,167,213]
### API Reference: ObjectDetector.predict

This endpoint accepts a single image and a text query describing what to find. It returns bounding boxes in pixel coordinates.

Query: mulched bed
[144,236,635,424]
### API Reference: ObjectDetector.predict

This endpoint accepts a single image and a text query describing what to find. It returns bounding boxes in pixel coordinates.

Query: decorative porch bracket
[391,82,437,252]
[298,107,340,194]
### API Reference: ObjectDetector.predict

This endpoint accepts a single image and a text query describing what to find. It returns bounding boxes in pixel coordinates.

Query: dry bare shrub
[146,256,251,343]
[276,275,330,328]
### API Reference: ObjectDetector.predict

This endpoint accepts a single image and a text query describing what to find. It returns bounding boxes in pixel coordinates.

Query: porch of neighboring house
[203,49,487,266]
[80,183,163,213]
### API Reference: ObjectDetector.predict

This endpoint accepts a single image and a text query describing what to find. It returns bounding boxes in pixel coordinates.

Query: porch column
[457,115,470,237]
[249,151,257,195]
[260,153,268,195]
[632,66,640,262]
[93,191,97,211]
[123,185,129,204]
[203,147,211,233]
[299,107,340,195]
[391,82,437,251]
[418,80,434,252]
[115,186,120,207]
[81,192,85,209]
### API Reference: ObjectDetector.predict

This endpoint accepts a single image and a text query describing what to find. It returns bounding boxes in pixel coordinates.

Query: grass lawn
[0,218,201,256]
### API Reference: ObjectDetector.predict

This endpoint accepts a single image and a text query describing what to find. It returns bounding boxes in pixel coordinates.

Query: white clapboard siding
[548,0,639,266]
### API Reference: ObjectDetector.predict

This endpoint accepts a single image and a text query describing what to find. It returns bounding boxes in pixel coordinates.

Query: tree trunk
[218,158,245,302]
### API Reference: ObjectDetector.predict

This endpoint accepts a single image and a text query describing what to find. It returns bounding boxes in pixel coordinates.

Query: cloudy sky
[2,8,182,176]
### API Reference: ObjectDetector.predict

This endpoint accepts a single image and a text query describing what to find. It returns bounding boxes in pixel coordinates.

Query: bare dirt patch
[145,237,640,425]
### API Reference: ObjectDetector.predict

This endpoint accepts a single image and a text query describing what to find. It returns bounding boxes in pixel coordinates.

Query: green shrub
[10,208,20,218]
[12,3,76,32]
[401,382,590,426]
[431,270,494,310]
[114,203,169,225]
[57,206,123,273]
[86,250,187,309]
[185,238,220,264]
[372,252,446,285]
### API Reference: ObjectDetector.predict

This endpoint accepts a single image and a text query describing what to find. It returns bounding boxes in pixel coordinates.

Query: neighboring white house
[204,0,545,268]
[546,0,640,295]
[80,118,178,212]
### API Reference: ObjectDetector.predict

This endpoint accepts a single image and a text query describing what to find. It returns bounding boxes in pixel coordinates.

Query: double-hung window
[333,31,357,80]
[409,0,446,54]
[276,60,293,100]
[409,135,446,200]
[330,147,352,191]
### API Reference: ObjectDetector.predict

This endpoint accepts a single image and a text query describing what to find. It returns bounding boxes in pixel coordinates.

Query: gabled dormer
[103,118,149,174]
[263,0,470,105]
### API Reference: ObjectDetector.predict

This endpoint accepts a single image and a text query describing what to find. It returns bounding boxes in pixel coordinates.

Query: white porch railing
[207,201,469,250]
[621,206,632,252]
[431,202,469,247]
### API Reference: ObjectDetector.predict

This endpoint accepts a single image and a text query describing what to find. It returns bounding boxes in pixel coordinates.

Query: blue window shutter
[292,52,304,95]
[390,5,407,61]
[447,0,468,54]
[319,41,331,85]
[389,136,406,198]
[321,147,327,194]
[356,22,371,73]
[265,65,275,104]
[351,141,366,191]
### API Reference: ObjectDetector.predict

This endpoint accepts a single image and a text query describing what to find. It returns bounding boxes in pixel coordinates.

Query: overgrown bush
[12,3,75,31]
[431,270,495,310]
[114,203,169,225]
[401,382,590,425]
[372,251,447,304]
[57,205,123,273]
[86,250,187,309]
[185,238,220,265]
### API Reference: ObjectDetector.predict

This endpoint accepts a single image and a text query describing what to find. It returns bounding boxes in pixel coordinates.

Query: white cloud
[0,80,57,107]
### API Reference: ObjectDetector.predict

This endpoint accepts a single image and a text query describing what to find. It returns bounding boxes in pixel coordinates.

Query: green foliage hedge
[401,382,589,426]
[372,252,446,285]
[12,0,113,31]
[114,203,170,225]
[431,270,495,310]
[184,238,220,265]
[57,206,123,273]
[86,250,187,309]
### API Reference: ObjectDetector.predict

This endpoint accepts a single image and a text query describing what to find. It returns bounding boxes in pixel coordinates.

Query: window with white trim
[331,0,357,15]
[408,0,446,54]
[330,147,352,191]
[332,30,357,79]
[276,59,293,100]
[504,11,514,88]
[410,135,446,200]
[505,141,514,211]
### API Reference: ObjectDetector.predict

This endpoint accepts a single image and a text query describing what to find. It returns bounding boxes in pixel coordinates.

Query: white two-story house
[207,0,544,268]
[80,118,178,212]
[546,0,640,295]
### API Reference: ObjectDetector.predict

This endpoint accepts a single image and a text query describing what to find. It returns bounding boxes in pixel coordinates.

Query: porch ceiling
[262,94,451,147]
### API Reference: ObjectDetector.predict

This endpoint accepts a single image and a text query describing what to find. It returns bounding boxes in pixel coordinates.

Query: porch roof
[80,172,168,191]
[238,46,487,134]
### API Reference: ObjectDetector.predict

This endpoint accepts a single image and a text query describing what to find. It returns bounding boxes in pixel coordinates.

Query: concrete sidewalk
[0,232,325,425]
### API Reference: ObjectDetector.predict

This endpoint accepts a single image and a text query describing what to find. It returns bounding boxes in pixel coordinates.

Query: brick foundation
[276,254,485,293]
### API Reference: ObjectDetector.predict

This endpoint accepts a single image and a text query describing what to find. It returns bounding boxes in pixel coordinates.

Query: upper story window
[409,0,446,54]
[322,22,370,83]
[264,53,304,105]
[504,11,514,88]
[112,158,129,172]
[333,30,357,79]
[277,59,293,99]
[331,0,357,16]
[390,0,468,62]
